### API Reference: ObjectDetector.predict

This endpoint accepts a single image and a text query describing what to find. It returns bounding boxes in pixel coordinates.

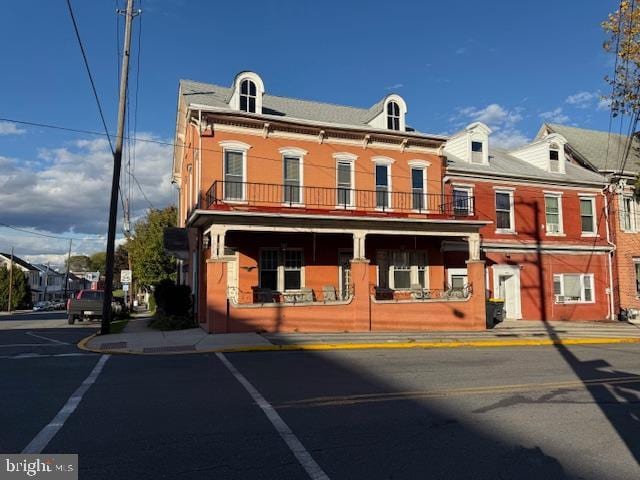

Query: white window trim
[494,189,516,234]
[258,248,305,292]
[409,165,428,212]
[372,158,393,211]
[387,250,429,290]
[634,258,640,297]
[620,194,638,232]
[578,195,597,237]
[452,185,474,216]
[383,95,407,132]
[447,268,468,289]
[553,273,595,304]
[279,147,306,207]
[544,193,564,236]
[335,156,356,209]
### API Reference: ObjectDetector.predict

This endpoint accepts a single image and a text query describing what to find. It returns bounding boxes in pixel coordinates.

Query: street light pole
[102,0,136,335]
[7,247,13,313]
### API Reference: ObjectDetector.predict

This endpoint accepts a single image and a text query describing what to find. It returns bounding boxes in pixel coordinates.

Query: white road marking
[0,353,96,359]
[25,331,69,345]
[0,343,67,348]
[22,354,110,454]
[216,352,330,480]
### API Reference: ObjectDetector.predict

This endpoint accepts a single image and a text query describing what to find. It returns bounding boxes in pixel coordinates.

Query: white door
[493,266,521,320]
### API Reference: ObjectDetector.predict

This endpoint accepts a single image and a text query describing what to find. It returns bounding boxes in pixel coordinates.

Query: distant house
[0,252,40,302]
[32,264,65,301]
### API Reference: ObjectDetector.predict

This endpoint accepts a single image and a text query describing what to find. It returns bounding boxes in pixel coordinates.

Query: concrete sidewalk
[78,318,640,355]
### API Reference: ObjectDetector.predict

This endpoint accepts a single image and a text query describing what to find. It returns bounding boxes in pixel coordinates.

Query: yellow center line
[275,375,640,409]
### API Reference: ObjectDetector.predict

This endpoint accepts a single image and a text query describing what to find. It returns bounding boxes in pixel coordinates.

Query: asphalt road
[1,328,639,479]
[0,310,67,322]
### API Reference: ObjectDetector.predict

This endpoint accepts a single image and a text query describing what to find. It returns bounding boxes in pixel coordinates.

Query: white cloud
[384,83,404,90]
[539,107,570,123]
[0,121,26,135]
[597,97,612,111]
[455,47,467,55]
[565,91,598,108]
[0,134,174,242]
[451,103,529,149]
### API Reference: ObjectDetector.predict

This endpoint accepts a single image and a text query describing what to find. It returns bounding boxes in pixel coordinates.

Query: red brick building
[172,72,489,333]
[540,124,640,319]
[444,123,614,321]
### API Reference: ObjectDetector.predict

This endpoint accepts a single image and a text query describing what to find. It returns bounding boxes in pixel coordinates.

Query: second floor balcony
[204,180,475,219]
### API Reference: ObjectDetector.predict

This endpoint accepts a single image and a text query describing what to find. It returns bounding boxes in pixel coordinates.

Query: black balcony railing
[205,180,474,217]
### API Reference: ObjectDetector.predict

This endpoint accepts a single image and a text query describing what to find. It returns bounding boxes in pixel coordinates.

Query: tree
[0,266,32,310]
[127,206,177,288]
[114,243,129,288]
[65,255,92,272]
[89,252,107,274]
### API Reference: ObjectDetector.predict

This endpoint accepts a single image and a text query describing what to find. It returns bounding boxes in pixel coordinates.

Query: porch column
[468,233,480,261]
[206,227,227,259]
[353,231,367,260]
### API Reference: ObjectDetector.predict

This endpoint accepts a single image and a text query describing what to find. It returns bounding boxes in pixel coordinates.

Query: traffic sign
[120,269,132,284]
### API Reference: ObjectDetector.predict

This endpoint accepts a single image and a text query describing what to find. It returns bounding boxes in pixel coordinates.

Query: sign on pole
[123,284,130,291]
[120,269,132,284]
[86,272,100,283]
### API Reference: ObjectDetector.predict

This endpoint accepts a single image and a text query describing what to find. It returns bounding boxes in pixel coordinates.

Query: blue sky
[0,0,619,263]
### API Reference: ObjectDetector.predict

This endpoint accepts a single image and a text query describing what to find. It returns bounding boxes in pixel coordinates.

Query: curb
[76,335,640,356]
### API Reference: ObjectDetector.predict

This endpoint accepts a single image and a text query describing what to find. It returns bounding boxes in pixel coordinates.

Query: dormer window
[471,141,483,163]
[549,144,560,172]
[387,101,400,130]
[240,79,257,113]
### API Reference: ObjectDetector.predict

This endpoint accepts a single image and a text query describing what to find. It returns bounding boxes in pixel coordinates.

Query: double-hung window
[553,273,594,303]
[385,250,428,290]
[579,196,596,235]
[471,141,483,164]
[549,148,560,172]
[224,150,244,201]
[283,156,301,205]
[621,195,636,231]
[495,190,514,232]
[259,249,304,292]
[453,186,472,215]
[375,164,391,209]
[635,260,640,296]
[336,161,353,207]
[411,167,426,211]
[544,194,562,234]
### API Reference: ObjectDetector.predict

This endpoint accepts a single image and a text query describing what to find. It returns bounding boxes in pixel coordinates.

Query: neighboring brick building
[540,124,640,318]
[172,71,489,333]
[444,123,614,321]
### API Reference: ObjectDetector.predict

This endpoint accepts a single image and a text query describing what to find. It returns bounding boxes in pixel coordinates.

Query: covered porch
[193,211,488,333]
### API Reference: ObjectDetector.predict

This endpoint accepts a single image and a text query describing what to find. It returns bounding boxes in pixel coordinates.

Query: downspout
[602,186,616,320]
[198,109,203,208]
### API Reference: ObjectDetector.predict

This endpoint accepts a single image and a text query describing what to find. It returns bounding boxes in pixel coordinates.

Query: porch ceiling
[188,209,489,236]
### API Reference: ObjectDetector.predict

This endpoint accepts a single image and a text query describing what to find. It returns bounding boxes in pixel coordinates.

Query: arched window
[240,79,257,113]
[387,101,400,130]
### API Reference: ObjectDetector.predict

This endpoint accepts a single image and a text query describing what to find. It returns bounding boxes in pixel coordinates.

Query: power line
[0,222,104,241]
[65,0,114,155]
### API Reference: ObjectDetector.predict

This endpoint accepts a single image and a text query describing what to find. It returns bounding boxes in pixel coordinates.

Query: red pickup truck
[67,289,105,324]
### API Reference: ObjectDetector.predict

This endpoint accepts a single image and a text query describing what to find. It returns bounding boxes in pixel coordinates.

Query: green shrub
[148,295,156,313]
[148,313,194,331]
[153,279,192,316]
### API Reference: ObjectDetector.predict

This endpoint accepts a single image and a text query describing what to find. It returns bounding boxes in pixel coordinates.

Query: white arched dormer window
[543,133,567,174]
[229,71,265,114]
[383,94,407,132]
[219,140,252,202]
[240,79,257,113]
[387,101,400,130]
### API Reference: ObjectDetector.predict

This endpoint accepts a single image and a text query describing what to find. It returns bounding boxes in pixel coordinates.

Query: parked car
[33,301,51,311]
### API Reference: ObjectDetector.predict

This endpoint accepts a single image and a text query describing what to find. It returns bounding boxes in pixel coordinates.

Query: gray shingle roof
[446,147,606,186]
[0,252,38,271]
[544,123,640,175]
[179,79,435,136]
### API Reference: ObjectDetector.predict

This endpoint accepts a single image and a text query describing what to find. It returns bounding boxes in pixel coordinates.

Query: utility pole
[63,239,72,300]
[7,247,13,313]
[43,261,50,302]
[102,0,137,335]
